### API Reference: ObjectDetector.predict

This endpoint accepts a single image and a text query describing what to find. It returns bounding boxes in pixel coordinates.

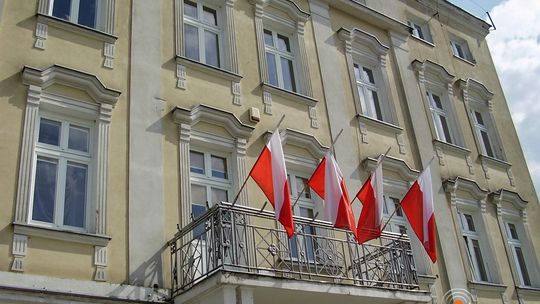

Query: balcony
[168,202,430,303]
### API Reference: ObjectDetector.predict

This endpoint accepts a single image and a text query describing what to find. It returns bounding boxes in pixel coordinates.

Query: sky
[448,0,540,197]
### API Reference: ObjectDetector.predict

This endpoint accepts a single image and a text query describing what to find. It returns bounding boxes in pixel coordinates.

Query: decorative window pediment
[363,155,418,182]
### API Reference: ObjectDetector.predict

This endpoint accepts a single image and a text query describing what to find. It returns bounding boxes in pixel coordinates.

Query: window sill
[262,83,317,107]
[36,14,117,44]
[468,281,507,293]
[452,54,476,66]
[479,154,511,170]
[516,286,540,295]
[433,139,470,156]
[356,114,403,134]
[176,56,242,83]
[13,222,111,246]
[418,274,437,285]
[411,35,435,48]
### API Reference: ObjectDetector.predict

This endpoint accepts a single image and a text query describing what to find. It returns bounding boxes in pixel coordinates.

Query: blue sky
[449,0,540,197]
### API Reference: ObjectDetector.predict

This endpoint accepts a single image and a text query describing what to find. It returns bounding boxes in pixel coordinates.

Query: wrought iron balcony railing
[168,202,419,297]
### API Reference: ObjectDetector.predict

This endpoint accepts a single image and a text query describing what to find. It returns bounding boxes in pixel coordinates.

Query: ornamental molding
[172,104,254,139]
[22,65,121,105]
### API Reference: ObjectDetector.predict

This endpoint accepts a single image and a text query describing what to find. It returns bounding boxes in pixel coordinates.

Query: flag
[355,156,384,243]
[401,164,437,262]
[250,131,294,237]
[308,150,357,240]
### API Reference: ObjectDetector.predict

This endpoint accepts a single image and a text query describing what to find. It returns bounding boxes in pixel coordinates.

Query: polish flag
[250,131,294,237]
[355,156,384,243]
[308,150,357,240]
[401,164,437,262]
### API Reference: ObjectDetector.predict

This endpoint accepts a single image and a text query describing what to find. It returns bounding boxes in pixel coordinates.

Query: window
[189,149,230,238]
[426,91,454,144]
[471,110,495,157]
[458,79,505,160]
[31,116,92,230]
[183,0,222,67]
[288,173,317,261]
[354,64,383,120]
[264,29,297,92]
[505,222,532,286]
[382,195,408,235]
[338,28,397,125]
[458,211,490,282]
[49,0,103,30]
[450,37,474,62]
[408,18,433,43]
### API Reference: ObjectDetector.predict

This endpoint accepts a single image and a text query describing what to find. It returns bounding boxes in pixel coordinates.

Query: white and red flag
[355,156,384,243]
[308,150,357,240]
[250,131,294,237]
[401,164,437,262]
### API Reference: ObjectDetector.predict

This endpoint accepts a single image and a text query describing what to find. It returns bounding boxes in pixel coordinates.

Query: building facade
[0,0,538,303]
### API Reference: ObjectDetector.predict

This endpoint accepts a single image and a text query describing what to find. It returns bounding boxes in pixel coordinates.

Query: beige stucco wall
[0,0,130,283]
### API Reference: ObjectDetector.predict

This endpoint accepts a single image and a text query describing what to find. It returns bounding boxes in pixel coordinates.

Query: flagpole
[351,146,392,206]
[230,115,286,208]
[292,129,344,210]
[380,155,435,232]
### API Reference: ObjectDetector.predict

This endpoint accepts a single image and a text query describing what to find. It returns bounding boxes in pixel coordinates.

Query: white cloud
[487,0,540,196]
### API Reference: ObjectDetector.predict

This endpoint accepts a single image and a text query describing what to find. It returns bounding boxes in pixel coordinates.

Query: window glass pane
[277,34,290,52]
[39,118,61,146]
[431,94,443,109]
[515,247,531,286]
[464,214,476,232]
[414,24,424,40]
[191,203,207,239]
[474,111,484,126]
[191,184,207,205]
[295,177,310,199]
[184,24,200,61]
[393,198,403,217]
[204,30,220,67]
[264,29,273,46]
[32,158,58,223]
[398,225,408,235]
[211,155,227,179]
[353,64,361,81]
[78,0,97,28]
[480,130,494,157]
[508,223,519,240]
[371,91,382,120]
[184,0,198,19]
[52,0,72,21]
[202,6,217,26]
[454,43,464,58]
[63,162,87,228]
[440,115,453,144]
[68,125,90,152]
[281,58,296,92]
[382,196,389,215]
[190,151,205,174]
[472,239,488,281]
[362,67,375,84]
[211,187,228,204]
[266,52,278,86]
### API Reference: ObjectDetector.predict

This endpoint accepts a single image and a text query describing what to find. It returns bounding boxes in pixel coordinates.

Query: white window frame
[354,63,385,121]
[189,148,232,211]
[426,90,457,144]
[263,28,298,92]
[504,221,533,287]
[457,210,490,282]
[182,0,224,68]
[48,0,104,30]
[288,172,321,262]
[30,114,94,233]
[382,194,409,236]
[459,79,505,160]
[450,35,474,63]
[252,0,313,101]
[413,60,466,148]
[338,28,398,126]
[407,17,433,44]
